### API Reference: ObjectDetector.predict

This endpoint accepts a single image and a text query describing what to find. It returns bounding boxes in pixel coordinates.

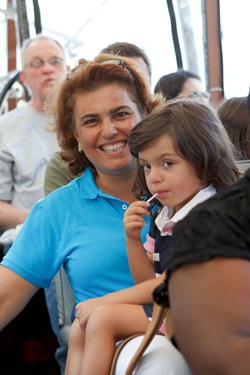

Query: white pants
[114,335,193,375]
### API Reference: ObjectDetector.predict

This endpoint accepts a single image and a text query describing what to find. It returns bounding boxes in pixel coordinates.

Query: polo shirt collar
[80,167,117,200]
[155,184,216,235]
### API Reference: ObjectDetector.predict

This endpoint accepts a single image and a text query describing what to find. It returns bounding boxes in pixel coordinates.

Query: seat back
[53,267,75,347]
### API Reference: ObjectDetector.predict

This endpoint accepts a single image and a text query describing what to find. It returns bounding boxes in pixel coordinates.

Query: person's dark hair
[218,96,250,160]
[100,42,152,78]
[154,70,201,100]
[129,99,240,202]
[50,54,163,175]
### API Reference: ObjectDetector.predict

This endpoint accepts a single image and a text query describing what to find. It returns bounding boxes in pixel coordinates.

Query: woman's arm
[0,265,39,331]
[169,257,250,375]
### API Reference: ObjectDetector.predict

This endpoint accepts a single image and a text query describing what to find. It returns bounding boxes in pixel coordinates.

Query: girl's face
[139,134,203,211]
[74,83,143,176]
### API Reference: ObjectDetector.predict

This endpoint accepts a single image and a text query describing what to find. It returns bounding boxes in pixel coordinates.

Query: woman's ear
[73,131,82,153]
[73,129,79,143]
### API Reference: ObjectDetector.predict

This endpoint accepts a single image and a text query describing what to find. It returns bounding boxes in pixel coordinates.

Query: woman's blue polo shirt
[1,168,150,304]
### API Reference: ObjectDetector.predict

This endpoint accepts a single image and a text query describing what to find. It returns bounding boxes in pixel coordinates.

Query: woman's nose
[101,121,118,138]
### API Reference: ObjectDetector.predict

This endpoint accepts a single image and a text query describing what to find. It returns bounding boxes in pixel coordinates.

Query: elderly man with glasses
[0,34,69,234]
[0,34,69,374]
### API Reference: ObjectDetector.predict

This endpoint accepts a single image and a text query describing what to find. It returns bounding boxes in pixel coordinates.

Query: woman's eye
[83,118,98,126]
[116,111,130,119]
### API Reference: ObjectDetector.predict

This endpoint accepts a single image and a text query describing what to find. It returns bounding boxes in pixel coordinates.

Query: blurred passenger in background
[218,96,250,160]
[0,34,69,374]
[154,70,210,104]
[100,41,152,85]
[0,35,68,235]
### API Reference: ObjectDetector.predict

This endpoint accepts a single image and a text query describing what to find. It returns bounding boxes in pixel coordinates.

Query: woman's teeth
[101,142,126,152]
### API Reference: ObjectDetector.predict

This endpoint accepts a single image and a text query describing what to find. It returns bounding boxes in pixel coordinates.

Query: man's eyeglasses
[24,57,64,69]
[66,58,128,80]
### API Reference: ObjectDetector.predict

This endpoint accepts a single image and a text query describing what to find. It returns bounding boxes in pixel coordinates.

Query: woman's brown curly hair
[47,54,163,176]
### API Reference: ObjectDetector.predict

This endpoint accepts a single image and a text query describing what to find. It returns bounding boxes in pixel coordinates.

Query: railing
[0,70,30,115]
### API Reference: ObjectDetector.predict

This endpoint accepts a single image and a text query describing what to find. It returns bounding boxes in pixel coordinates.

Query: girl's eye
[163,160,173,167]
[142,164,151,171]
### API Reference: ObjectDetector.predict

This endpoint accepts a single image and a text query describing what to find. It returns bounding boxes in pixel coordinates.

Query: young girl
[65,100,240,375]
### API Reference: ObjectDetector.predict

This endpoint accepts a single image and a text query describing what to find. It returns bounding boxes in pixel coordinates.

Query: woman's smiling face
[73,83,143,176]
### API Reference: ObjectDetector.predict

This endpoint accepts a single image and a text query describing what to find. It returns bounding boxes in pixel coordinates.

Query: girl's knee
[87,304,114,333]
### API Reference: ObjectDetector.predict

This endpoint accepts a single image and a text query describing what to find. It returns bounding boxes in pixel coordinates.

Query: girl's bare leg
[65,318,86,375]
[80,303,149,375]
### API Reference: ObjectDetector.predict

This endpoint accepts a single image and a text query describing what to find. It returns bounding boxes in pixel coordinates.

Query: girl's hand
[75,297,105,329]
[124,200,150,240]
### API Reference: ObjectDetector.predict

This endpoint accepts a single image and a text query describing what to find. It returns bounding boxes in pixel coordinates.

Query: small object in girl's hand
[147,193,158,203]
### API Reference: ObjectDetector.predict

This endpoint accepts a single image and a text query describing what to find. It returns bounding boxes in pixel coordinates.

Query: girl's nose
[148,169,163,184]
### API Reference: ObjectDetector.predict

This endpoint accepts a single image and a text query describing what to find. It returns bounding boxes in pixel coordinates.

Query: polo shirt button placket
[122,204,127,210]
